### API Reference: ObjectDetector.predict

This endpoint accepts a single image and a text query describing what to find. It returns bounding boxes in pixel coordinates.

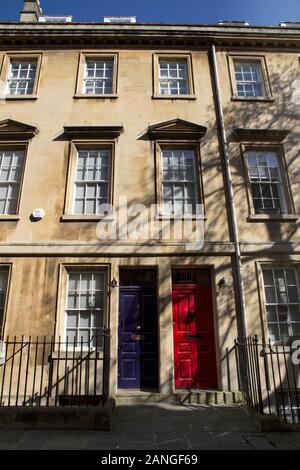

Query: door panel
[118,291,140,387]
[118,286,158,390]
[173,282,217,389]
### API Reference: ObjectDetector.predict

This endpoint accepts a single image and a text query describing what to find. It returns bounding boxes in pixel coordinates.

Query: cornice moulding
[63,125,124,140]
[231,128,290,142]
[0,24,300,49]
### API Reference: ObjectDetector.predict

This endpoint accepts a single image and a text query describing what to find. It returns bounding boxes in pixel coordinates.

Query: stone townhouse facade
[0,0,300,401]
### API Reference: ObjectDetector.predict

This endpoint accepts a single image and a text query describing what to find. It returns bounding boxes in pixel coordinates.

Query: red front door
[172,273,217,389]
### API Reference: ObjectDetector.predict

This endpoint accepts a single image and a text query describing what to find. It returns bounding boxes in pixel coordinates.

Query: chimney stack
[20,0,43,22]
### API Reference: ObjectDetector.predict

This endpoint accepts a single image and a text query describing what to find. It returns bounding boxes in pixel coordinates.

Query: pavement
[0,403,300,450]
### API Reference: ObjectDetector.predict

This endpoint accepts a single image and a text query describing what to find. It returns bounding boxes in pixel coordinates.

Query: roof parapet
[218,20,250,26]
[38,16,73,23]
[103,16,137,24]
[279,21,300,27]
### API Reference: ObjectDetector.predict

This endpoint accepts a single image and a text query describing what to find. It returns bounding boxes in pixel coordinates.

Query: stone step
[116,390,245,405]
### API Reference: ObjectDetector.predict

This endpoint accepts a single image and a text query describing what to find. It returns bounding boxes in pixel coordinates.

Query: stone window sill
[152,94,197,100]
[4,95,38,101]
[0,215,20,221]
[73,94,118,99]
[61,214,114,222]
[231,96,274,103]
[247,214,298,223]
[157,214,206,221]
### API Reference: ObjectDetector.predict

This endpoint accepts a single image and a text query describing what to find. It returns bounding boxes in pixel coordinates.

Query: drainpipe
[210,43,247,340]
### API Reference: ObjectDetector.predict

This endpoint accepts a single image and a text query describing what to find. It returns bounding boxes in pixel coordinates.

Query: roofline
[1,21,300,29]
[0,22,300,49]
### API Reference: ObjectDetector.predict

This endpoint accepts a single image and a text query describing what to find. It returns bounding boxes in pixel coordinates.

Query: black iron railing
[235,335,300,424]
[0,329,111,407]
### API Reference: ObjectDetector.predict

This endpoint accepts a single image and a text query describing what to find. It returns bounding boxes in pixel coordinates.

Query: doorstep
[116,390,245,405]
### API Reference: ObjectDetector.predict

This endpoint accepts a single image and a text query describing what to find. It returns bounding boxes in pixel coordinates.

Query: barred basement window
[65,271,106,349]
[83,58,114,95]
[0,150,24,214]
[246,150,286,215]
[73,149,111,215]
[6,59,37,96]
[278,391,300,424]
[262,267,300,343]
[234,60,265,97]
[159,59,189,96]
[161,148,199,215]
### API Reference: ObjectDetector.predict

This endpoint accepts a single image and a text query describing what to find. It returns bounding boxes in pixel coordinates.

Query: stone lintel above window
[63,125,124,140]
[231,128,290,143]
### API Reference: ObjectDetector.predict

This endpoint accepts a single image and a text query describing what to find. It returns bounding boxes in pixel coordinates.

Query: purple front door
[118,286,158,389]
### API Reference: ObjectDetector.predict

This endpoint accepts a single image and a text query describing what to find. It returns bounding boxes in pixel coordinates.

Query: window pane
[268,323,280,342]
[66,329,77,344]
[66,312,77,328]
[266,305,277,323]
[67,292,79,309]
[79,312,90,328]
[277,305,288,323]
[263,269,274,285]
[292,323,300,336]
[92,311,103,328]
[290,305,300,322]
[265,286,276,303]
[78,329,89,344]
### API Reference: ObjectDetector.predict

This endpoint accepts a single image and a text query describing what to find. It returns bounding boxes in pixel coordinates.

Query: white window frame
[158,59,190,96]
[0,148,26,215]
[160,147,200,216]
[262,267,300,343]
[64,269,107,350]
[233,60,265,98]
[6,59,38,96]
[153,54,195,99]
[246,149,287,215]
[83,58,114,95]
[73,148,111,216]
